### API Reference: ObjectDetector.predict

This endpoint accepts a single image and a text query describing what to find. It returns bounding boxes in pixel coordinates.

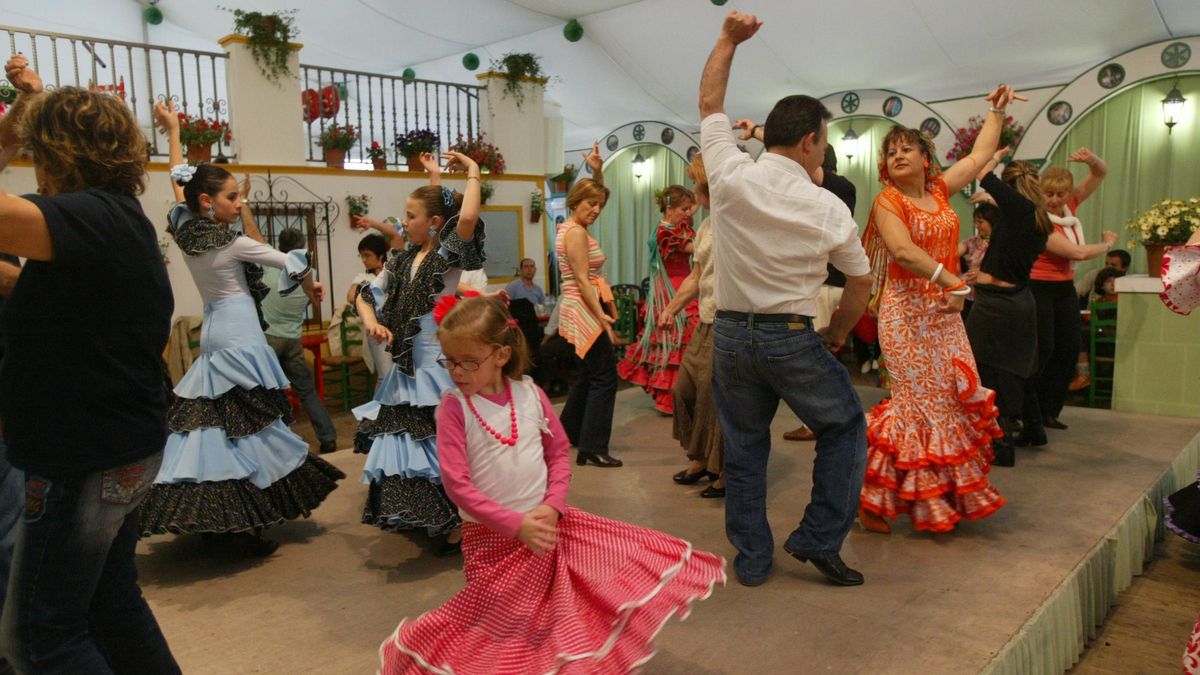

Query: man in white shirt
[700,11,874,588]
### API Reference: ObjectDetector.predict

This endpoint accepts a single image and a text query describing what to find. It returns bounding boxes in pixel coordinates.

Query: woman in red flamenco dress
[857,86,1022,534]
[618,185,698,414]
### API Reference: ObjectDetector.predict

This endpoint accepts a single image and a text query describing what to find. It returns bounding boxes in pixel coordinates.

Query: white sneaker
[871,360,879,371]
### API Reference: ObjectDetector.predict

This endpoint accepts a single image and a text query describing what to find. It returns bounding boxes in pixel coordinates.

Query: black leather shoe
[1043,416,1068,430]
[577,451,623,468]
[784,549,864,586]
[673,469,717,485]
[991,440,1015,467]
[1015,424,1047,447]
[699,485,726,498]
[435,539,462,557]
[318,440,338,455]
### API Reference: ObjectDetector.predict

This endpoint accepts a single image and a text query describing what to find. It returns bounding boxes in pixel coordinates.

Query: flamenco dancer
[139,101,344,555]
[379,296,724,674]
[857,86,1022,534]
[354,150,486,554]
[617,186,698,414]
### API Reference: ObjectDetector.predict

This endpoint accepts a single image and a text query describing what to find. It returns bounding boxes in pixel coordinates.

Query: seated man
[503,258,547,309]
[1075,248,1129,307]
[262,228,338,454]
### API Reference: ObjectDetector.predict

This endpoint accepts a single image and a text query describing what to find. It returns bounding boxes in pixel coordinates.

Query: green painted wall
[1113,291,1200,418]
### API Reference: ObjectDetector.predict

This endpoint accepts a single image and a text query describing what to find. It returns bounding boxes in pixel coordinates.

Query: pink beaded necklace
[464,378,518,447]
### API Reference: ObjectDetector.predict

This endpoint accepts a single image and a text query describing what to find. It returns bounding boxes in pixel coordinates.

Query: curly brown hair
[877,125,939,186]
[657,185,694,214]
[566,179,609,212]
[20,87,146,196]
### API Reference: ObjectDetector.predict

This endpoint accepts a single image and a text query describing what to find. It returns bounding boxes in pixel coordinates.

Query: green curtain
[591,144,698,286]
[1045,74,1200,276]
[829,116,978,239]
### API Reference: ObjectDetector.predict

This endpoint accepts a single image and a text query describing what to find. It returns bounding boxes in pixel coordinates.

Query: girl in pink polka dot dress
[379,296,726,674]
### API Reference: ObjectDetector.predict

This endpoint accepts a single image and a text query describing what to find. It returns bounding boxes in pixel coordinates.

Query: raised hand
[992,145,1012,163]
[721,11,763,44]
[1101,230,1118,246]
[443,150,478,175]
[418,151,440,174]
[733,118,760,141]
[152,99,180,134]
[1068,147,1099,165]
[983,84,1028,110]
[968,190,997,206]
[239,173,252,200]
[581,141,602,175]
[5,55,43,94]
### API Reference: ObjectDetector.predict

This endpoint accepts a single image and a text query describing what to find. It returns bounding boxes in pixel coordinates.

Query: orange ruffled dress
[860,178,1005,532]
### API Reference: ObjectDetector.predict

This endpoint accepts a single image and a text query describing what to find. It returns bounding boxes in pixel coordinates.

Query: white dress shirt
[700,113,870,317]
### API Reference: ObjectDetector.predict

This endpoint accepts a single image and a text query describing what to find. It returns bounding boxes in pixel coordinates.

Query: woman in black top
[965,151,1052,467]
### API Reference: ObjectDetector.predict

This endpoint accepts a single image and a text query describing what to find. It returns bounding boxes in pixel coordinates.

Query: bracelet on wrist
[989,107,1004,114]
[945,279,967,293]
[749,124,759,138]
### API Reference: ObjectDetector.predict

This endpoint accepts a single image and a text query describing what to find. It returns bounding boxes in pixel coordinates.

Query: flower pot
[551,180,569,193]
[1145,243,1168,278]
[531,210,541,223]
[323,148,346,169]
[372,157,387,171]
[187,144,212,164]
[406,154,422,172]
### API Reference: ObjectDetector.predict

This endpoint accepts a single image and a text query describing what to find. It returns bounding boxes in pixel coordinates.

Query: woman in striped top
[556,179,622,468]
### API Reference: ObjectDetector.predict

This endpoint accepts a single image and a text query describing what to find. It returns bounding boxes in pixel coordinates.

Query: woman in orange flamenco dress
[857,84,1023,534]
[617,185,698,414]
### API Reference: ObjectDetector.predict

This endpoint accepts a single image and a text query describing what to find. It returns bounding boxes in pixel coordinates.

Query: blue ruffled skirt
[354,312,459,535]
[139,294,344,535]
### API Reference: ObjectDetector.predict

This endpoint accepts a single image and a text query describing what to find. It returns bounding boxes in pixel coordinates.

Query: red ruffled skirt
[379,507,726,674]
[861,287,1005,532]
[617,269,697,415]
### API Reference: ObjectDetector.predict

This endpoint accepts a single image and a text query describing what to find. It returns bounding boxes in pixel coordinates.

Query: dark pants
[711,317,867,585]
[266,334,336,444]
[559,332,618,454]
[1029,280,1079,421]
[0,453,179,674]
[978,364,1025,425]
[0,441,22,675]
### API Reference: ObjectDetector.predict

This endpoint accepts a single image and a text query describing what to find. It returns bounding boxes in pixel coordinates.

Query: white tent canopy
[3,0,1199,147]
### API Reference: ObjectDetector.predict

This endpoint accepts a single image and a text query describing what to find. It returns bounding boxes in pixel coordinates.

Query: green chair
[1088,300,1118,407]
[610,284,641,357]
[323,307,374,411]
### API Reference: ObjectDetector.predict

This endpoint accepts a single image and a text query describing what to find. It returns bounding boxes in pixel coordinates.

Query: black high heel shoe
[673,469,718,485]
[576,451,623,468]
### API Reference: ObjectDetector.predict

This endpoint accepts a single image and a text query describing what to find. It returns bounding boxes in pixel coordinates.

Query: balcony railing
[300,64,482,167]
[2,24,231,159]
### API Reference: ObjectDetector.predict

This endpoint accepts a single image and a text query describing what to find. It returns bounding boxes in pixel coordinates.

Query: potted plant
[316,124,358,169]
[480,180,495,206]
[947,114,1025,162]
[394,129,439,171]
[488,52,547,111]
[177,112,232,163]
[228,8,298,84]
[549,164,576,193]
[447,133,506,174]
[366,141,388,171]
[346,194,370,219]
[530,191,544,223]
[1127,196,1200,277]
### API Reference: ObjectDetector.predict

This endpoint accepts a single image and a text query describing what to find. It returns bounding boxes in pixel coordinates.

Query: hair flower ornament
[170,163,197,185]
[433,290,481,325]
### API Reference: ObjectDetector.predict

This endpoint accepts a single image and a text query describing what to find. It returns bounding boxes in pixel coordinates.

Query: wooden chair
[1088,301,1118,406]
[323,307,374,411]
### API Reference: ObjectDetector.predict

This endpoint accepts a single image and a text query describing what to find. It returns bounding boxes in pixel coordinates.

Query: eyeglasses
[436,348,498,372]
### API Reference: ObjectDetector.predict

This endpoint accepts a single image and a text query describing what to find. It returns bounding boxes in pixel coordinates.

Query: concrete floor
[136,388,1200,674]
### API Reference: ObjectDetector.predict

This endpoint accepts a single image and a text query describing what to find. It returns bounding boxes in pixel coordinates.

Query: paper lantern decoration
[462,53,480,70]
[319,85,340,119]
[402,68,416,83]
[143,6,164,25]
[563,19,583,42]
[301,89,319,123]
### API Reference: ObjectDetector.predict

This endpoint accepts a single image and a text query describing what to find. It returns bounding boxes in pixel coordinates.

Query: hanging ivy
[225,8,298,84]
[489,52,546,111]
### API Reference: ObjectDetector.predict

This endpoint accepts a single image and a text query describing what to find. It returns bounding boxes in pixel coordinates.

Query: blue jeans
[0,452,180,674]
[711,317,867,584]
[0,440,23,675]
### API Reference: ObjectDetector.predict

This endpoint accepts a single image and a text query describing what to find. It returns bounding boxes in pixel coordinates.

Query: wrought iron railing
[300,64,482,167]
[1,24,231,159]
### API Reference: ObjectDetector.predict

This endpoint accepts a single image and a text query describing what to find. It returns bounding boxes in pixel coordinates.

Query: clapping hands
[518,505,560,556]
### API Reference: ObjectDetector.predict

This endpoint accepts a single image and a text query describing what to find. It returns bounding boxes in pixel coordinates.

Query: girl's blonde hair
[687,152,708,202]
[1001,160,1054,235]
[437,296,529,379]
